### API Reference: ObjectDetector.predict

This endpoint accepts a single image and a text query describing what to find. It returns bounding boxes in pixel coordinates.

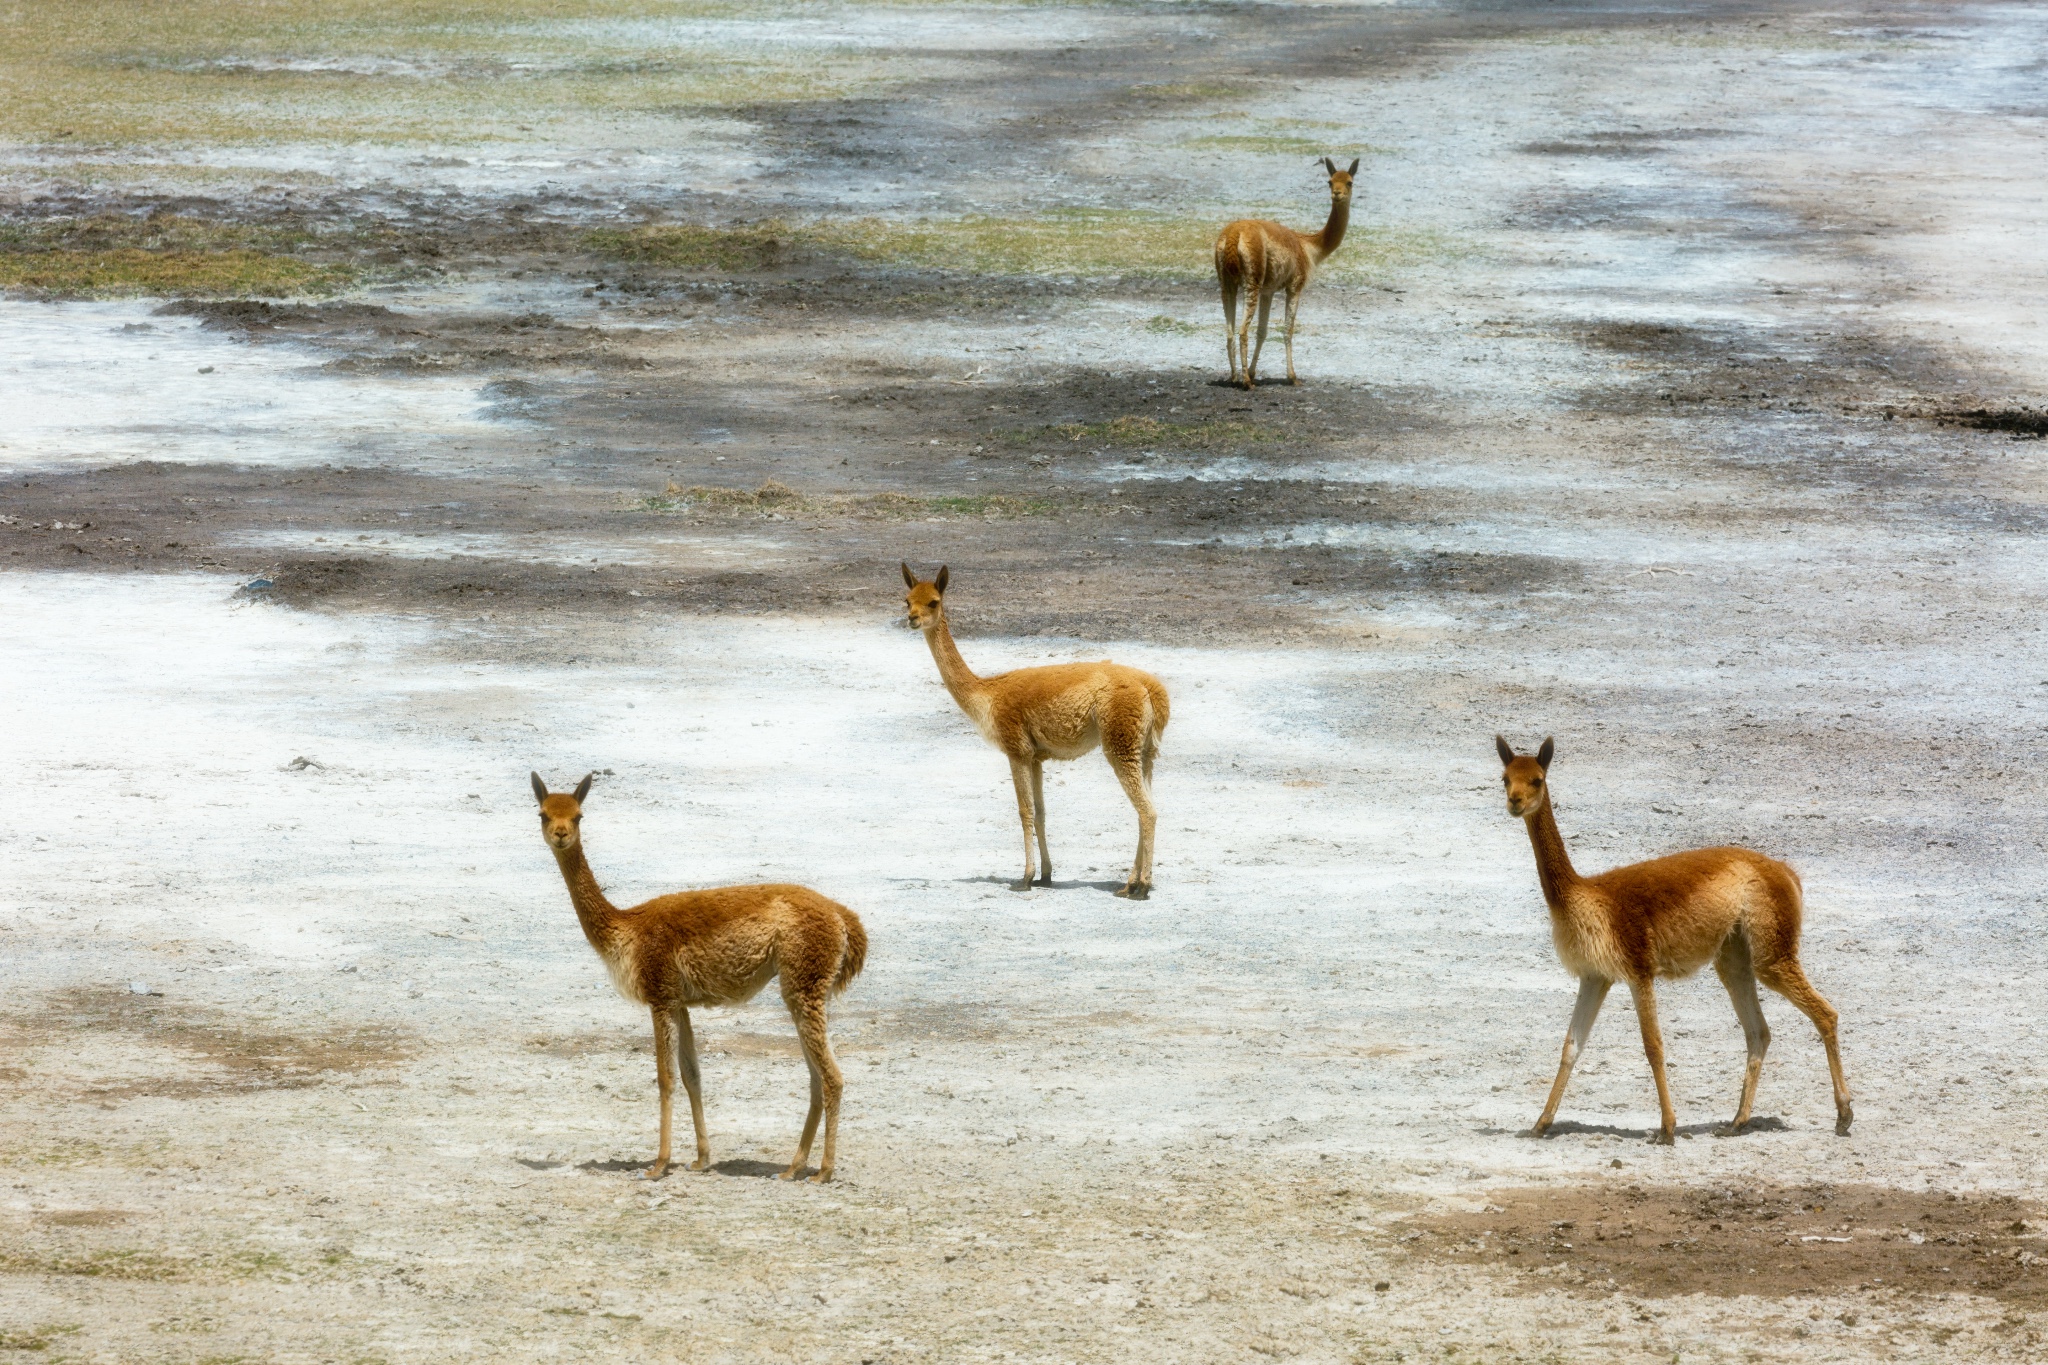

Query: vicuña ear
[901,561,917,588]
[1494,735,1514,767]
[1536,737,1554,770]
[1347,158,1360,174]
[1321,156,1336,173]
[934,565,949,594]
[531,771,549,805]
[573,772,595,803]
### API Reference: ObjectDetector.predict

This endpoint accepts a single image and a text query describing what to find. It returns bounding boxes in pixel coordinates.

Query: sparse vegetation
[1145,315,1203,335]
[0,217,353,298]
[639,480,1055,520]
[0,1324,79,1351]
[589,213,1448,283]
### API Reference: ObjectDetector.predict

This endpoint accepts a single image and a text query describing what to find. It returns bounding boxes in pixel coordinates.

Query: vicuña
[1495,737,1852,1144]
[1213,155,1358,388]
[531,771,867,1181]
[903,564,1169,899]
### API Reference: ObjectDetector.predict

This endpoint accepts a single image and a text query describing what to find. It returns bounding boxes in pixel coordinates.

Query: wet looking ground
[5,0,2048,1361]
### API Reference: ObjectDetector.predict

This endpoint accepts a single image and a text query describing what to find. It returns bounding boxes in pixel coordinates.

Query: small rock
[128,981,159,996]
[198,365,215,374]
[286,755,324,771]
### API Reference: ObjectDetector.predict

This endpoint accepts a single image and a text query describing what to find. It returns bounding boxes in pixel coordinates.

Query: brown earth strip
[1407,1183,2048,1305]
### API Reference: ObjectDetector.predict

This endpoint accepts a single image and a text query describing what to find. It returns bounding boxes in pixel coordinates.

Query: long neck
[1311,193,1351,262]
[1523,797,1582,910]
[923,612,985,711]
[552,843,621,956]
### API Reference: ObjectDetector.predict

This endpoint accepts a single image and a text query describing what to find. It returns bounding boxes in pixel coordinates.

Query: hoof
[1649,1130,1676,1147]
[1115,882,1151,900]
[1713,1121,1751,1139]
[1836,1108,1854,1137]
[1009,878,1034,892]
[644,1161,669,1181]
[777,1166,801,1181]
[1035,873,1053,887]
[1530,1119,1553,1139]
[808,1170,833,1185]
[689,1156,711,1172]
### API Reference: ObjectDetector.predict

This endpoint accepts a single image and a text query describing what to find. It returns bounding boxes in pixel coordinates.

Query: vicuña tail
[834,910,868,996]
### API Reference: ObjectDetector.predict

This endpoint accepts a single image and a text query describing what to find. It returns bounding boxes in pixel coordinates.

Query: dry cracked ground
[4,0,2048,1361]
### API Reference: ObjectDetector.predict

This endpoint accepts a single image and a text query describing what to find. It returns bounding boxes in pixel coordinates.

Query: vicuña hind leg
[1713,934,1771,1135]
[1282,287,1302,385]
[1755,957,1853,1135]
[1247,291,1274,386]
[782,997,843,1183]
[1104,707,1156,900]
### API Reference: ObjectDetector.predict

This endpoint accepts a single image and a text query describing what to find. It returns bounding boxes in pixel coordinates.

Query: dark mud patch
[1406,1184,2048,1304]
[9,987,410,1100]
[1933,406,2048,438]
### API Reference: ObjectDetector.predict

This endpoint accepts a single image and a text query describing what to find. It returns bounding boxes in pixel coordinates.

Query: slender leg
[1007,756,1037,891]
[1248,291,1274,386]
[1220,280,1240,385]
[1237,287,1258,389]
[647,1006,676,1179]
[1104,706,1156,899]
[1030,760,1052,887]
[1534,975,1609,1135]
[1713,934,1771,1134]
[1756,958,1853,1135]
[782,995,843,1183]
[1283,287,1302,385]
[1629,979,1679,1144]
[673,1004,711,1170]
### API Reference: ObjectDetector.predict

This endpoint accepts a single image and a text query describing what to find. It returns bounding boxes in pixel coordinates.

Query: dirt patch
[1934,406,2048,438]
[1407,1184,2048,1304]
[7,987,410,1100]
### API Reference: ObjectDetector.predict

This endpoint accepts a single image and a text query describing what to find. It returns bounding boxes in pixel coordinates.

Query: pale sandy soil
[5,2,2048,1362]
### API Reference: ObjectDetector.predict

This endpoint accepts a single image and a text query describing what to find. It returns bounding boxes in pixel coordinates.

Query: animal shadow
[576,1158,650,1174]
[952,875,1133,894]
[1523,1116,1790,1141]
[710,1158,790,1180]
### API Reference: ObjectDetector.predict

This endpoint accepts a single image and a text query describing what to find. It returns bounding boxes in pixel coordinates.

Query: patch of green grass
[0,0,881,147]
[0,1247,189,1282]
[590,213,1451,284]
[0,216,353,297]
[0,250,351,298]
[1144,315,1203,336]
[585,221,799,273]
[638,481,1052,520]
[0,1324,80,1351]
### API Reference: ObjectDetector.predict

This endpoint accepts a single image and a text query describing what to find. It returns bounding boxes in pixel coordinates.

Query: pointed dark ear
[1321,156,1336,173]
[901,561,917,588]
[1494,735,1514,767]
[1348,158,1360,175]
[531,771,549,805]
[572,772,595,803]
[934,565,949,594]
[1536,737,1554,770]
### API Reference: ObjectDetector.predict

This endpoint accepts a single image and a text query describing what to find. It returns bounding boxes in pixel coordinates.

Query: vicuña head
[1495,734,1552,819]
[533,770,593,851]
[901,561,947,630]
[1320,155,1359,202]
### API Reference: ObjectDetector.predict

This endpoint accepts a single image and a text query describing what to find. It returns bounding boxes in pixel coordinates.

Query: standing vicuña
[902,564,1169,899]
[1213,156,1358,388]
[531,772,867,1181]
[1495,737,1852,1144]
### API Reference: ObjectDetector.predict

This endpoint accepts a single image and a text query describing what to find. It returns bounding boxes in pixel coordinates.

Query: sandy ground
[5,0,2048,1361]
